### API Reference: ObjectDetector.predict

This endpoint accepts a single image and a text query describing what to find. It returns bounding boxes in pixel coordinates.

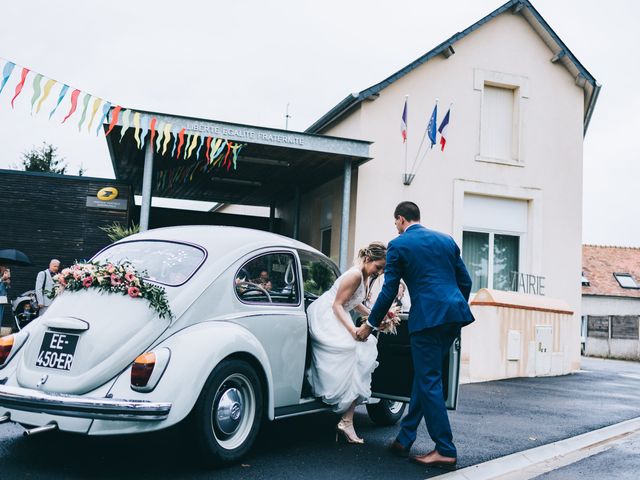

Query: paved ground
[533,430,640,480]
[0,356,638,479]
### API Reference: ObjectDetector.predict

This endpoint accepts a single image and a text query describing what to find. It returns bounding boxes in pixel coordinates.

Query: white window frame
[463,228,523,291]
[453,180,543,282]
[474,69,529,167]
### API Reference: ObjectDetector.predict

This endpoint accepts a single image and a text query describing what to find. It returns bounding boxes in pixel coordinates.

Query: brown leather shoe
[410,450,457,469]
[387,439,410,458]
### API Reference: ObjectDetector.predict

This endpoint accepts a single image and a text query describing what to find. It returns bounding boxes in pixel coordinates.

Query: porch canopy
[104,109,371,270]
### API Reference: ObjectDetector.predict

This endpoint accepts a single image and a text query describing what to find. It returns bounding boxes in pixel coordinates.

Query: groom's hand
[356,323,372,341]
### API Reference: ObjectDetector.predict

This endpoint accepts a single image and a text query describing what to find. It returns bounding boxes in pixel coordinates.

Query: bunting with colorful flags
[0,55,247,187]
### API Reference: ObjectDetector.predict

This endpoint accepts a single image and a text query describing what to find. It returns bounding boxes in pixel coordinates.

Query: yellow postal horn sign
[97,187,119,201]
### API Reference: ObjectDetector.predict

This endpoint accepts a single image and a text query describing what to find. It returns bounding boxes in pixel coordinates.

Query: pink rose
[127,286,141,298]
[110,274,122,286]
[61,268,72,276]
[82,277,94,288]
[73,270,83,280]
[106,264,115,274]
[59,276,67,286]
[125,272,137,283]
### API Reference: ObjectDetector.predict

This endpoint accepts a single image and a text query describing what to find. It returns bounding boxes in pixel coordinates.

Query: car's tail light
[0,336,14,365]
[131,352,156,387]
[130,348,171,392]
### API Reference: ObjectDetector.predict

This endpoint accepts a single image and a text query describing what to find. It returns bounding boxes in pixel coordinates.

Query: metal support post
[140,142,154,232]
[339,159,352,272]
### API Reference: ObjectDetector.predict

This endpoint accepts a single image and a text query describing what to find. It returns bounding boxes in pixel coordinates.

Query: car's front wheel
[366,399,406,426]
[192,359,264,467]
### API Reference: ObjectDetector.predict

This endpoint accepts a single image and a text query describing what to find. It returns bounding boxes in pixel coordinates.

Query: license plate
[36,332,79,371]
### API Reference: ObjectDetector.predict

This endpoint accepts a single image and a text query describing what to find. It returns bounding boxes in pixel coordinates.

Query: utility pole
[285,102,291,130]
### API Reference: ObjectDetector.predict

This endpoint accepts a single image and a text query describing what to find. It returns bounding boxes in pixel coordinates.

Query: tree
[20,142,67,174]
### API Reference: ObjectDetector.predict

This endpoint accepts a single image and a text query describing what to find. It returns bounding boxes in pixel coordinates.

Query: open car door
[370,314,461,410]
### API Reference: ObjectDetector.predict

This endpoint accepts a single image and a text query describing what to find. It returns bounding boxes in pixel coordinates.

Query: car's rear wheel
[366,399,406,426]
[192,359,263,467]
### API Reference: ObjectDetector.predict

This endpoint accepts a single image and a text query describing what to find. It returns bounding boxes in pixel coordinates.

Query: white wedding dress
[306,267,379,413]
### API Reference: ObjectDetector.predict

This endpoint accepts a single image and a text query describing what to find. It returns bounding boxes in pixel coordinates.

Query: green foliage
[20,142,68,174]
[303,262,335,296]
[100,222,140,243]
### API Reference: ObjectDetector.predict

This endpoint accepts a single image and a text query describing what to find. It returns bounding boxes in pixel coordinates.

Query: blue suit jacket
[369,224,475,334]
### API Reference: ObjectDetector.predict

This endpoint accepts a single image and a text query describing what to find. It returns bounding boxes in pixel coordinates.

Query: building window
[319,196,333,258]
[581,272,590,287]
[481,84,517,162]
[462,231,520,293]
[474,69,528,166]
[320,227,332,257]
[613,273,639,289]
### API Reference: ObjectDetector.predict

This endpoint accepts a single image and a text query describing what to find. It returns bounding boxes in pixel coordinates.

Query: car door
[370,314,461,410]
[232,249,308,408]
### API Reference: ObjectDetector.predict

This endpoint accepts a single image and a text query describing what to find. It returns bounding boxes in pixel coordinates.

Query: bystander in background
[35,259,60,316]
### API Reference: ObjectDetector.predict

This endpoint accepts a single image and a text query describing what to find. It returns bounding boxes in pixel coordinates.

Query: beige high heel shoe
[335,418,364,444]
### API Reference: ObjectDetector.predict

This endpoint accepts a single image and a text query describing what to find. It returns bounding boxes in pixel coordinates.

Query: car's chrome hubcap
[387,400,404,415]
[215,387,243,435]
[212,373,255,450]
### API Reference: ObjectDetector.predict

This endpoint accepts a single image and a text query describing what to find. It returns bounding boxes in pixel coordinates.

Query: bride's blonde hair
[356,241,387,264]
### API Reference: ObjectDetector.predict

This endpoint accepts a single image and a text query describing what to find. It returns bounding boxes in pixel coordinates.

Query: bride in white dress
[307,242,388,444]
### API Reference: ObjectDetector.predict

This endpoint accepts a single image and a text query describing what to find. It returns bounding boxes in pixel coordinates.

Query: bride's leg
[337,402,364,443]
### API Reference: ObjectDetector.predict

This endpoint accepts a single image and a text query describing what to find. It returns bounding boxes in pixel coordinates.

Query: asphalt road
[533,430,640,480]
[0,356,639,479]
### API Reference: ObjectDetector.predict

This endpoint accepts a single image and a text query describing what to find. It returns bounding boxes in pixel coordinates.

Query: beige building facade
[291,0,600,380]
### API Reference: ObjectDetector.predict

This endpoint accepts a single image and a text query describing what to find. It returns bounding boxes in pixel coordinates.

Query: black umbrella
[0,249,32,266]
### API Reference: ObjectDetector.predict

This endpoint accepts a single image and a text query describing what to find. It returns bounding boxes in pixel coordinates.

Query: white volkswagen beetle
[0,226,460,466]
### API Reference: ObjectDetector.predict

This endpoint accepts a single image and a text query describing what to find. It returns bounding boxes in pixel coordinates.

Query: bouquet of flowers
[378,306,402,335]
[48,261,173,319]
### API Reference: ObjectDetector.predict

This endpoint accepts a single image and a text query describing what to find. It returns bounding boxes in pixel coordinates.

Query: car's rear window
[93,240,206,286]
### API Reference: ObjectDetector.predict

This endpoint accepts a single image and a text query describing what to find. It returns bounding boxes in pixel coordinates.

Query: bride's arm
[354,304,370,316]
[332,271,361,340]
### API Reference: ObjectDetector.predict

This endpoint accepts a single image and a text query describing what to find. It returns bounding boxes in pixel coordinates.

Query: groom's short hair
[394,201,420,222]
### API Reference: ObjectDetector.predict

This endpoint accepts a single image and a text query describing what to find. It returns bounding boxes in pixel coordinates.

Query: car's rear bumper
[0,385,171,421]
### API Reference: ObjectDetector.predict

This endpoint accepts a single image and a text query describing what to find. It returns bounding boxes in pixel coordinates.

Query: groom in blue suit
[356,201,474,468]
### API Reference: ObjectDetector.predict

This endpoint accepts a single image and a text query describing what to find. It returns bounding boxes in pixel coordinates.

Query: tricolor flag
[400,97,408,143]
[426,102,438,148]
[438,107,450,151]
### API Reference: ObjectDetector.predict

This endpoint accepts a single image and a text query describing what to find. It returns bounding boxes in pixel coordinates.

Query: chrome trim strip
[274,407,331,420]
[0,385,171,421]
[371,392,411,403]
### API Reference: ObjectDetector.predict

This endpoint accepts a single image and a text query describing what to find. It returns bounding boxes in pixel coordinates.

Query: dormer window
[581,272,590,287]
[613,273,639,289]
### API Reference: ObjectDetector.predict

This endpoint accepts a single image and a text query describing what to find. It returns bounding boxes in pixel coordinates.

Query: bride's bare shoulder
[338,268,362,290]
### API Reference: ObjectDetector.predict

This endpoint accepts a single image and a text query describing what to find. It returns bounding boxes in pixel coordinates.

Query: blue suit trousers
[396,324,459,458]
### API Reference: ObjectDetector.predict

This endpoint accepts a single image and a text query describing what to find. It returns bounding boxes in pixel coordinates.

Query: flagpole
[410,98,438,177]
[403,95,409,184]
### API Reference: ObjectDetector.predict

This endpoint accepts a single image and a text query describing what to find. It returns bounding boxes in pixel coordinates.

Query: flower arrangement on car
[48,261,173,319]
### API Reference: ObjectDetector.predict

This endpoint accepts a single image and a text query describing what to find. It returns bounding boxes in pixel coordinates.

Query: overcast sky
[0,0,637,246]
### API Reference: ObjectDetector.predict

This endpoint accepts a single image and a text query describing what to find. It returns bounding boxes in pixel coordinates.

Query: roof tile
[582,245,640,298]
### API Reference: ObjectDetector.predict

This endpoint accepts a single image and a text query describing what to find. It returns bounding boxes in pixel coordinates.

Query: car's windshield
[93,241,206,286]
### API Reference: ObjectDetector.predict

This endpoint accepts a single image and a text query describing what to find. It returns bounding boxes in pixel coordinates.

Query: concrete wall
[583,295,640,360]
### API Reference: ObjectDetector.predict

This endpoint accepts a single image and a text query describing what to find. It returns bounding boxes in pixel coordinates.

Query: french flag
[438,107,450,151]
[400,97,408,143]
